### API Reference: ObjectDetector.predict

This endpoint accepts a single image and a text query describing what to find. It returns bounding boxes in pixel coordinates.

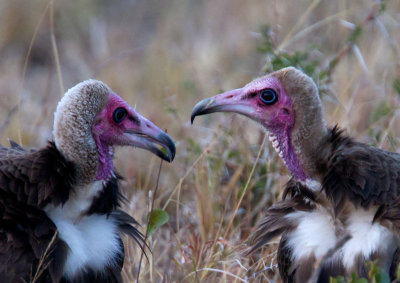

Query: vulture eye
[260,89,278,105]
[113,107,127,123]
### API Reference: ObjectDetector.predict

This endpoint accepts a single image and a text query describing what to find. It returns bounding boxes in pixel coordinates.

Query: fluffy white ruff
[286,208,337,261]
[45,181,121,279]
[286,205,396,270]
[339,208,396,268]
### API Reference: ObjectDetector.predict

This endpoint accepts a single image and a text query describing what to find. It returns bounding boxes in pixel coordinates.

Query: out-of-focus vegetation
[331,261,392,283]
[0,0,400,282]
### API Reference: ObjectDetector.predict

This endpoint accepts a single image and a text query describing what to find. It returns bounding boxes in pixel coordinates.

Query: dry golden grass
[0,0,400,282]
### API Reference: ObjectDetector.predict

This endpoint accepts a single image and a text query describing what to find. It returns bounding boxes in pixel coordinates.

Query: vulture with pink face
[191,67,400,282]
[0,80,175,282]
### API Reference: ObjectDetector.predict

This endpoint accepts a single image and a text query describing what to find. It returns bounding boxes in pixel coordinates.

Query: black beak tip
[157,147,175,163]
[191,98,213,125]
[167,144,176,163]
[190,107,202,125]
[157,132,176,163]
[160,154,173,163]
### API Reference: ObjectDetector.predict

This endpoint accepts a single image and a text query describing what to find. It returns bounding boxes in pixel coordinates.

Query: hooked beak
[124,115,176,162]
[191,88,254,124]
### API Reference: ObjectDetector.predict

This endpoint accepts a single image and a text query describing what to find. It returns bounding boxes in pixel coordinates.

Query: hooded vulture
[0,80,175,282]
[191,67,400,282]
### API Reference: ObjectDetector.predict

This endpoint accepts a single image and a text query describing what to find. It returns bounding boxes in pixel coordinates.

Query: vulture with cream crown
[0,80,175,282]
[191,67,400,282]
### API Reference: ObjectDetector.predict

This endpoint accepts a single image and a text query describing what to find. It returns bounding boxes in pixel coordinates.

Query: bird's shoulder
[0,141,76,207]
[323,137,400,209]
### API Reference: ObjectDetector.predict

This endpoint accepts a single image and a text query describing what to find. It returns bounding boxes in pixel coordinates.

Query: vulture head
[191,67,328,182]
[54,79,175,185]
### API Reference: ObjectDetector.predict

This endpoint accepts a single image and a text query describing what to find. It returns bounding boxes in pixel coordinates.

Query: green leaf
[147,209,169,236]
[330,276,346,283]
[373,268,390,283]
[366,261,391,283]
[350,273,368,283]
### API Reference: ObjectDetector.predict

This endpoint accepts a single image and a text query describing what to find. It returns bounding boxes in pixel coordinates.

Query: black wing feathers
[0,190,69,283]
[87,173,125,216]
[113,210,147,253]
[0,141,76,207]
[0,141,75,282]
[277,235,295,283]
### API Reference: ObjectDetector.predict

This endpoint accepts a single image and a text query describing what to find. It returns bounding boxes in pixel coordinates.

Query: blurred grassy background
[0,0,400,282]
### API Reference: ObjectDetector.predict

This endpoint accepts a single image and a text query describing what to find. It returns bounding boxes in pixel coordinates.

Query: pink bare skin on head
[191,74,307,180]
[92,93,176,180]
[242,76,294,130]
[94,93,139,142]
[242,76,306,180]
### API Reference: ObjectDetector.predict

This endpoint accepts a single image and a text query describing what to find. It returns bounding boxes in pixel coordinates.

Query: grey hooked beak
[147,131,176,162]
[124,112,176,162]
[191,88,253,124]
[125,130,176,162]
[191,97,218,124]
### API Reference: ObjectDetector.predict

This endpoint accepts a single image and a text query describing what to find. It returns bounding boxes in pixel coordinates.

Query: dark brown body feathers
[0,142,143,282]
[322,127,400,211]
[251,127,400,282]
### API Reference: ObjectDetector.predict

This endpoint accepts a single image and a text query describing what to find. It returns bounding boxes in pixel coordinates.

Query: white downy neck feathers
[45,181,121,279]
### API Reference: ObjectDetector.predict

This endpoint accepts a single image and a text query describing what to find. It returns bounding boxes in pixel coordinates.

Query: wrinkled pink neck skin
[93,135,114,181]
[92,92,132,181]
[246,76,307,181]
[270,129,307,181]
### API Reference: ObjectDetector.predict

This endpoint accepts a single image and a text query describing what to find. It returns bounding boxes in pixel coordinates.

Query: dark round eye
[260,89,278,105]
[113,107,127,123]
